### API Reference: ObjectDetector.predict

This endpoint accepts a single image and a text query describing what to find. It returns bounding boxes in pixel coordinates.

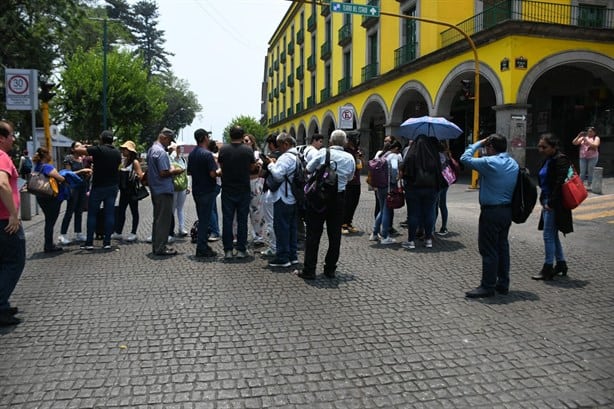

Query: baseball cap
[160,127,176,141]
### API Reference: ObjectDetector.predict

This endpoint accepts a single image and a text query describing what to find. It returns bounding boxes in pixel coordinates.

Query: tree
[56,47,166,144]
[223,116,268,146]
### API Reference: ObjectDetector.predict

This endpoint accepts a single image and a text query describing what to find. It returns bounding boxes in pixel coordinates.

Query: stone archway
[389,80,433,137]
[320,110,336,143]
[307,116,320,145]
[297,122,307,145]
[359,94,389,161]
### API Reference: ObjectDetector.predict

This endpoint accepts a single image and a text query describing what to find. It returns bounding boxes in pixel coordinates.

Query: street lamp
[89,17,119,130]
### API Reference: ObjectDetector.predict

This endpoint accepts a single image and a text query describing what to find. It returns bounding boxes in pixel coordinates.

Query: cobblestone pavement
[2,177,613,408]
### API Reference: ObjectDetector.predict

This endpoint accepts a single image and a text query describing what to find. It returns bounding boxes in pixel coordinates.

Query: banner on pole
[5,69,38,110]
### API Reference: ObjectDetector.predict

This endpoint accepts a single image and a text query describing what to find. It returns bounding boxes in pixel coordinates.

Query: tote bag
[27,171,58,198]
[561,166,587,210]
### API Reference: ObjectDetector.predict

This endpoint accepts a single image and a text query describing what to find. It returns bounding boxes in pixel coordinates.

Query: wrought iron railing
[361,62,378,83]
[394,43,417,68]
[441,0,614,47]
[338,76,352,94]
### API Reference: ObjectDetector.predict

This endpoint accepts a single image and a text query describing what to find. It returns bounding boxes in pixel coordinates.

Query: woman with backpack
[369,140,403,245]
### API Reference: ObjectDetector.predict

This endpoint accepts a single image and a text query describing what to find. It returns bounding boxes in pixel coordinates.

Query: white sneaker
[74,233,87,242]
[425,239,433,248]
[146,236,152,243]
[380,236,396,245]
[368,233,379,241]
[58,235,72,245]
[402,241,416,249]
[110,233,123,240]
[167,236,175,244]
[125,233,137,242]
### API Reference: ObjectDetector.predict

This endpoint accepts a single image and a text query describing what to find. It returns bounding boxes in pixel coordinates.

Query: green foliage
[223,116,268,146]
[57,47,166,144]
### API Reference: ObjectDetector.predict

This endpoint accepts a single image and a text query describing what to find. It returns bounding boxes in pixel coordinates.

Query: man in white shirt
[303,133,323,164]
[264,133,299,268]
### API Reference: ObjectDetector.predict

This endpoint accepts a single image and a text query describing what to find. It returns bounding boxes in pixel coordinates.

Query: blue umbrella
[398,116,463,140]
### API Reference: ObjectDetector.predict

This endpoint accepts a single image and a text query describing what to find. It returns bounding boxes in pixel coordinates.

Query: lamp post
[89,17,119,130]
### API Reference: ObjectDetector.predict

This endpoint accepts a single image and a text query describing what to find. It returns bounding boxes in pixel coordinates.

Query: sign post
[339,105,355,129]
[5,69,38,111]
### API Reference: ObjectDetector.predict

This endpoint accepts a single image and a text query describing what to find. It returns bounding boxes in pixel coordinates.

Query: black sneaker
[436,228,449,236]
[269,259,291,268]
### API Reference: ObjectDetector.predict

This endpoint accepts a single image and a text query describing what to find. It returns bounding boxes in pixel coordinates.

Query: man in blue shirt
[147,127,184,256]
[187,129,219,258]
[296,129,356,280]
[460,134,519,298]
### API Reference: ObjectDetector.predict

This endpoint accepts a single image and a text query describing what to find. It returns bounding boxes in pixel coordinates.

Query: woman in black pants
[112,141,144,242]
[32,148,66,253]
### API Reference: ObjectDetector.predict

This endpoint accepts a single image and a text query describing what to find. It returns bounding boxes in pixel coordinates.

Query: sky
[154,0,291,142]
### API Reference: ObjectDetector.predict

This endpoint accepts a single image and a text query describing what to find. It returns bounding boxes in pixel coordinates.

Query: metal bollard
[20,190,32,220]
[592,167,603,194]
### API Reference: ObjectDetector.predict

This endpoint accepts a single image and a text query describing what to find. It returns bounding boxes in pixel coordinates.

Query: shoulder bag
[561,165,587,210]
[385,163,405,209]
[27,170,59,198]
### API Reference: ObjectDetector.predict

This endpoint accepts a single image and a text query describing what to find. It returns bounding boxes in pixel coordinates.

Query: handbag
[561,165,587,210]
[441,162,457,186]
[172,162,188,191]
[27,171,59,198]
[133,180,150,201]
[386,186,405,209]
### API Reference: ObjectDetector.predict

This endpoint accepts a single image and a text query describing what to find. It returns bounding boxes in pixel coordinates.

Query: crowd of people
[0,118,600,326]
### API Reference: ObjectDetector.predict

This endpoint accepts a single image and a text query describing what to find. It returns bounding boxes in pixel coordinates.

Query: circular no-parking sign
[341,109,353,120]
[7,74,30,95]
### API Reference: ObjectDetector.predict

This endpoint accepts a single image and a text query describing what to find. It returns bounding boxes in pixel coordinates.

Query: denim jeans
[435,186,449,230]
[37,196,62,250]
[193,190,216,253]
[273,199,298,263]
[86,185,119,246]
[579,156,599,184]
[0,221,25,313]
[221,190,251,252]
[405,186,438,241]
[541,208,565,265]
[208,185,221,237]
[478,206,512,290]
[373,186,393,238]
[115,189,139,235]
[60,184,86,235]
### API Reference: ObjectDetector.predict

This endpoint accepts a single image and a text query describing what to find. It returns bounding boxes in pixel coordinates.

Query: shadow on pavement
[473,290,540,305]
[544,278,590,289]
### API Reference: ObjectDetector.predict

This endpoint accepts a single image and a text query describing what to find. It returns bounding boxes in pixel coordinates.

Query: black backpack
[511,167,538,224]
[304,149,338,213]
[285,152,307,210]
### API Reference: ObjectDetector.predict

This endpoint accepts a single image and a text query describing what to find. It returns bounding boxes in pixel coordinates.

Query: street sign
[5,68,38,110]
[331,2,380,17]
[339,105,355,129]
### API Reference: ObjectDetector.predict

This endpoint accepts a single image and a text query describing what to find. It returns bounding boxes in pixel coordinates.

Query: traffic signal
[40,82,56,102]
[460,79,474,100]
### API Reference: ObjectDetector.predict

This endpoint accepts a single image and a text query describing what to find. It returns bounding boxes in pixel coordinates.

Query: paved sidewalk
[1,178,613,408]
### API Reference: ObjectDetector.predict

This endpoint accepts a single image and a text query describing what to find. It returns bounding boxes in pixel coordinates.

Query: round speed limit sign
[7,74,30,95]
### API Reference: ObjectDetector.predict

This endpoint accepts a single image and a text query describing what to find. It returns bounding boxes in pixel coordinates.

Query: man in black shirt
[74,130,121,250]
[217,125,256,259]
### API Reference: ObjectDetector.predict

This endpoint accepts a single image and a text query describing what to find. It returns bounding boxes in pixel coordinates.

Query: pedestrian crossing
[573,194,614,223]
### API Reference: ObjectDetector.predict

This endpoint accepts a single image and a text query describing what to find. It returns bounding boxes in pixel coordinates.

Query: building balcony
[320,41,331,61]
[268,66,273,77]
[296,65,304,81]
[307,14,317,32]
[394,43,417,68]
[306,96,315,109]
[296,101,303,113]
[307,54,316,71]
[268,92,273,102]
[274,59,279,71]
[297,28,305,45]
[287,73,294,87]
[361,62,378,82]
[279,112,286,121]
[280,81,286,93]
[321,1,330,17]
[338,76,351,94]
[288,41,295,55]
[361,0,380,29]
[320,87,331,103]
[338,23,352,46]
[287,107,294,117]
[280,51,286,63]
[441,0,614,47]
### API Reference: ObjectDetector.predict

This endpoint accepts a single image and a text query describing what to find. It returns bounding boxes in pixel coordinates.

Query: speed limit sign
[5,68,38,110]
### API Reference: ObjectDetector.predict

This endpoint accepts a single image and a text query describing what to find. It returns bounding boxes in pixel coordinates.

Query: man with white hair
[296,129,355,280]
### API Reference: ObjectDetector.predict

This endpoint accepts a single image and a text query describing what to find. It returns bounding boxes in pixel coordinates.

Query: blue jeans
[478,206,512,290]
[542,208,565,265]
[37,196,62,250]
[273,199,298,263]
[435,186,449,230]
[86,185,119,246]
[579,156,598,184]
[221,190,250,252]
[60,184,86,235]
[373,186,393,238]
[406,187,438,241]
[193,190,216,253]
[0,222,25,313]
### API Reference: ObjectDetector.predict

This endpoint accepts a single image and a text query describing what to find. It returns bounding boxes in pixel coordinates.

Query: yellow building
[262,0,614,175]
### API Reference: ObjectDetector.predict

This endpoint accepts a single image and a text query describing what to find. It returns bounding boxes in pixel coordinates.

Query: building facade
[261,0,614,175]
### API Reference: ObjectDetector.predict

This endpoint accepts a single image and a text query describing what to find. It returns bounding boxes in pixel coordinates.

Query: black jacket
[538,151,573,235]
